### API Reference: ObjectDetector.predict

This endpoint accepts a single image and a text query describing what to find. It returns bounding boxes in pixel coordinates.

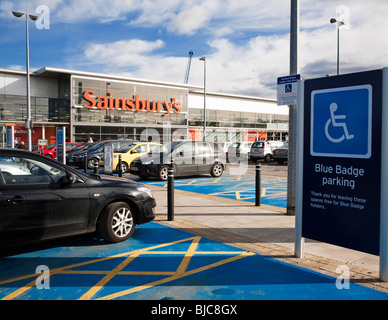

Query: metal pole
[25,9,32,151]
[200,57,206,141]
[380,68,388,281]
[287,0,299,216]
[167,160,174,221]
[255,163,261,206]
[295,80,305,258]
[337,24,340,75]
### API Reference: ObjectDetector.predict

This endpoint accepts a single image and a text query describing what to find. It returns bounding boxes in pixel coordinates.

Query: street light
[330,17,345,76]
[199,57,206,141]
[12,7,39,151]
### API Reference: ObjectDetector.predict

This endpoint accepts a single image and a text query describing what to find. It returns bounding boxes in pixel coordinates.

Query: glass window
[0,155,66,185]
[134,144,147,153]
[175,142,194,156]
[196,142,212,154]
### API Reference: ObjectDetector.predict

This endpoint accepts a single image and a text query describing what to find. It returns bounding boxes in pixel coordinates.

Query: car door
[173,141,197,176]
[0,152,91,244]
[195,142,214,174]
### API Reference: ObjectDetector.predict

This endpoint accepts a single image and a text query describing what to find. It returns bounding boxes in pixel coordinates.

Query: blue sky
[1,0,388,99]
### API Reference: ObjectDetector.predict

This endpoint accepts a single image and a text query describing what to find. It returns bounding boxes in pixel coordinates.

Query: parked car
[129,140,226,181]
[113,142,162,173]
[65,142,96,165]
[249,140,284,162]
[227,142,253,162]
[272,143,288,164]
[0,148,155,247]
[68,140,136,169]
[37,142,81,159]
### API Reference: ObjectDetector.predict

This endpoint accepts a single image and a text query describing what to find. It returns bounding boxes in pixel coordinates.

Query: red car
[39,142,81,159]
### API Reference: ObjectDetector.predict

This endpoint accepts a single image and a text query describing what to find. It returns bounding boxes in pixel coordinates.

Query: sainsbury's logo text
[83,90,182,117]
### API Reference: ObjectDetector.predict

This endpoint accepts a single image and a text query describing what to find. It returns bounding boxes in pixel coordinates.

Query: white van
[250,141,284,162]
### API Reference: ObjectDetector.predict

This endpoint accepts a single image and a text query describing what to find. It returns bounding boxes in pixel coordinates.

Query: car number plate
[131,166,138,171]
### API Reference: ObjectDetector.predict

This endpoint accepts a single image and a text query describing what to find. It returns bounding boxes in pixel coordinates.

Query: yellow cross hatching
[0,236,254,300]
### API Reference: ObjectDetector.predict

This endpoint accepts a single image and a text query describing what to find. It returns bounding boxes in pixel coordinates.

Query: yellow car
[113,142,161,173]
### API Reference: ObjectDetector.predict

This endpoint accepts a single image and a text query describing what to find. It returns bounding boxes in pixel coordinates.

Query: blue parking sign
[310,85,372,158]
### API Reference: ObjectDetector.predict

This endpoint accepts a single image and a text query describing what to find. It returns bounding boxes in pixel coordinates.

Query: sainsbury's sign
[83,90,182,117]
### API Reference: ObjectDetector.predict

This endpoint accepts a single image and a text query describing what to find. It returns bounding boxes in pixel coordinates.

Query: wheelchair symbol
[324,103,354,143]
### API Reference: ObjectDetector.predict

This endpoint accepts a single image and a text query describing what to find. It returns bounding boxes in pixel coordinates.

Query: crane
[184,51,193,84]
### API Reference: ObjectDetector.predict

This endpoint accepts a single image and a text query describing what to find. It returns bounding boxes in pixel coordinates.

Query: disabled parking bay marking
[1,222,388,300]
[0,224,253,300]
[143,174,287,208]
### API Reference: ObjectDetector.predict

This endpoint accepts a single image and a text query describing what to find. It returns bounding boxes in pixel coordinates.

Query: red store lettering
[83,90,182,117]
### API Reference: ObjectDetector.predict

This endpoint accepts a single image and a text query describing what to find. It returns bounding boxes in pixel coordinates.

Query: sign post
[277,74,300,106]
[380,68,388,281]
[6,126,15,148]
[296,69,388,279]
[56,127,66,164]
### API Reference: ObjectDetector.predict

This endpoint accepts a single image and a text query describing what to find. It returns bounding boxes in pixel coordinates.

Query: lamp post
[199,57,206,141]
[12,7,39,151]
[330,17,345,75]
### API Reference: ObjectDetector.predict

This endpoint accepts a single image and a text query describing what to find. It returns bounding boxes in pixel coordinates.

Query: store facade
[0,67,288,149]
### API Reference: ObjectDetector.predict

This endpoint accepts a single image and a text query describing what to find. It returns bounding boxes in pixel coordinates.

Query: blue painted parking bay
[141,173,287,208]
[1,222,387,300]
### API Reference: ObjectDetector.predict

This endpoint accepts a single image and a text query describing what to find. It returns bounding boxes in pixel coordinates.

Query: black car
[68,140,135,169]
[65,142,96,165]
[0,149,155,247]
[130,140,226,180]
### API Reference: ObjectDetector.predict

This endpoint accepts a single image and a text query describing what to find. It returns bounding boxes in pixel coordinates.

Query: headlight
[142,160,154,165]
[136,186,153,198]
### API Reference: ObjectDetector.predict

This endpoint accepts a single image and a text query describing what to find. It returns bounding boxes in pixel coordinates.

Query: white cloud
[6,0,386,99]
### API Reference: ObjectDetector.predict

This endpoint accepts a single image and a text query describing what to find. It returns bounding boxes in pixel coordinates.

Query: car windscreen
[151,142,181,154]
[87,141,107,151]
[252,141,265,148]
[116,143,137,153]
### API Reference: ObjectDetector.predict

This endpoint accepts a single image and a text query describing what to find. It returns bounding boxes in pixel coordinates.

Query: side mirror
[60,171,77,188]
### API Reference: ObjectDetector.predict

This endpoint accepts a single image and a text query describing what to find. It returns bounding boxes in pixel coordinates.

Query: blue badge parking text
[314,163,365,190]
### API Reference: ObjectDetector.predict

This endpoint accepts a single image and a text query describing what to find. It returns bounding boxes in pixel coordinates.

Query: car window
[117,143,136,153]
[134,145,148,153]
[175,142,194,156]
[66,143,78,150]
[196,142,212,154]
[0,155,67,185]
[252,141,265,148]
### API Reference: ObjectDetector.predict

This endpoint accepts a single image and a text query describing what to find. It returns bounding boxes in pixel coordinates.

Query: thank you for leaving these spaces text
[310,163,367,211]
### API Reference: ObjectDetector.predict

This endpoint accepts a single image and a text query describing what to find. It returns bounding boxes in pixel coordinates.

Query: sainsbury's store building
[0,67,288,148]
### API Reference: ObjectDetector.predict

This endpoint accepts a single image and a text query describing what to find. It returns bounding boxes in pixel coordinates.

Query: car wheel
[45,154,52,159]
[87,158,99,169]
[211,163,224,177]
[264,154,271,163]
[116,162,129,173]
[158,165,169,181]
[98,202,135,243]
